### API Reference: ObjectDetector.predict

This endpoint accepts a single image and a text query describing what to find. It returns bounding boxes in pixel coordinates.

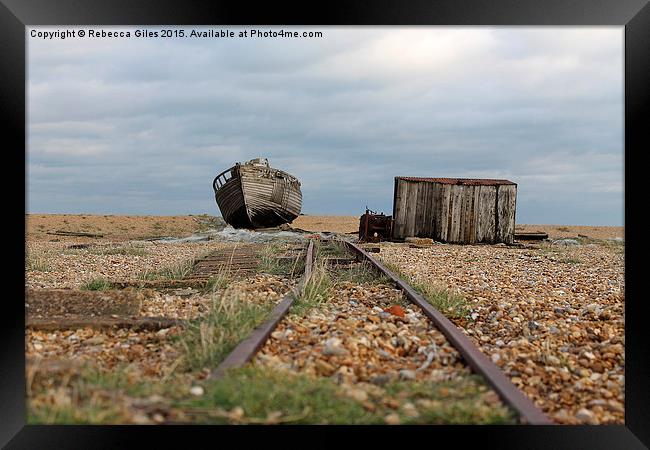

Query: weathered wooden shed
[392,177,517,244]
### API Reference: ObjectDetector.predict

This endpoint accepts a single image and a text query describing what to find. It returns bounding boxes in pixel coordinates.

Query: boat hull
[213,159,302,229]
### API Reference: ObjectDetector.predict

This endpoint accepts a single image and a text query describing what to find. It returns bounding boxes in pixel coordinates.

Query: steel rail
[209,239,315,379]
[343,240,552,425]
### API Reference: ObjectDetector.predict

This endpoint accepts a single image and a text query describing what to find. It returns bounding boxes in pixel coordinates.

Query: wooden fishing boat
[212,158,302,229]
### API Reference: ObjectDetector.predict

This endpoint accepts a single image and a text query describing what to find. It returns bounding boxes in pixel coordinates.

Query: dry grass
[383,261,469,319]
[26,248,52,272]
[178,290,272,371]
[139,258,197,281]
[291,260,333,316]
[257,243,304,277]
[81,278,113,291]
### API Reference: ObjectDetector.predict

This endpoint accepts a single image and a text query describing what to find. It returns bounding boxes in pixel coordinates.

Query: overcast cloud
[27,27,623,225]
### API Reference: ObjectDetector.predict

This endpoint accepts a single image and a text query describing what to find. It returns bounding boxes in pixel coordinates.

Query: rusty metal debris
[395,177,516,186]
[358,208,393,243]
[514,231,549,241]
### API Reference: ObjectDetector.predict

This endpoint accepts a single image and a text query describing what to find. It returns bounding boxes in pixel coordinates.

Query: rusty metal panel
[359,209,393,243]
[396,176,516,186]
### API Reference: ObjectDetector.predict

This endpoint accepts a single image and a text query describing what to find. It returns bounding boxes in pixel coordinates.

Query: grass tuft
[178,367,515,425]
[26,249,51,272]
[81,278,113,291]
[257,243,304,277]
[329,260,390,285]
[180,366,375,424]
[290,261,333,316]
[314,240,348,258]
[140,258,196,281]
[383,262,469,319]
[203,270,232,293]
[178,290,273,372]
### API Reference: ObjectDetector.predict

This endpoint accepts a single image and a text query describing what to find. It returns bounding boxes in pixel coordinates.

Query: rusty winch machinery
[358,208,393,243]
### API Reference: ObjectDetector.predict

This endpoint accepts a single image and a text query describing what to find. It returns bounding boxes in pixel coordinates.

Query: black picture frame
[2,0,648,448]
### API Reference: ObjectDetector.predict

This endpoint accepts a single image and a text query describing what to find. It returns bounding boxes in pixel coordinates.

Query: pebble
[576,408,598,424]
[402,402,419,418]
[189,386,204,396]
[84,336,106,345]
[399,369,416,381]
[369,374,393,386]
[553,239,580,246]
[384,413,401,425]
[345,388,368,403]
[322,343,349,357]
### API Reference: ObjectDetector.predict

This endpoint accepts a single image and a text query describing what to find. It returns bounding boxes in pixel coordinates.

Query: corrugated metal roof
[395,177,516,186]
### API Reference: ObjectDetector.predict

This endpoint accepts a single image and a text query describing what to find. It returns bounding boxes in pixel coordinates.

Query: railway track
[209,240,315,377]
[342,240,552,425]
[205,237,551,425]
[27,234,551,424]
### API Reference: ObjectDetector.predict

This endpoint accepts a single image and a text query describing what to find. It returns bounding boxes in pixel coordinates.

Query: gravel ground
[26,326,184,379]
[26,214,208,241]
[515,224,623,240]
[292,215,359,234]
[24,217,624,425]
[255,278,511,423]
[140,273,292,318]
[376,239,625,424]
[26,273,293,370]
[25,240,232,289]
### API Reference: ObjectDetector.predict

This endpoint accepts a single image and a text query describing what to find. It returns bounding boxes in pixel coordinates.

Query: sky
[27,27,624,225]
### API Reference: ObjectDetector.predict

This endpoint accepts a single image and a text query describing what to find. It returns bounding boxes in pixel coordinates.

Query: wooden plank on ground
[26,316,186,331]
[47,230,104,238]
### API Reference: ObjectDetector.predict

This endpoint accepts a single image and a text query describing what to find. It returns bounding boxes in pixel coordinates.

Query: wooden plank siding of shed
[413,183,430,237]
[496,185,517,244]
[448,186,463,243]
[393,179,406,239]
[461,185,476,244]
[420,181,436,237]
[472,186,482,243]
[392,178,515,243]
[405,181,418,238]
[476,185,497,243]
[437,184,450,241]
